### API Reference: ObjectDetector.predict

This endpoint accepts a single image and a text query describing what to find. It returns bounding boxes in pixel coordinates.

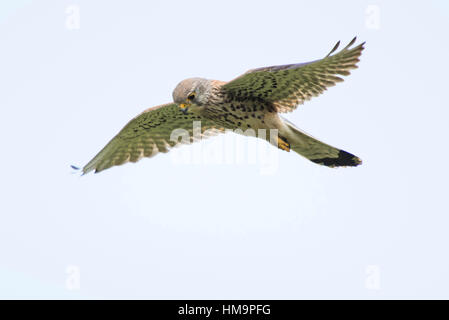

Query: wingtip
[326,40,341,57]
[326,37,365,57]
[72,164,95,176]
[70,164,87,176]
[344,37,357,50]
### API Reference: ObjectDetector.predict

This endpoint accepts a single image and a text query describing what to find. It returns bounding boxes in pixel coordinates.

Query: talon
[278,136,290,152]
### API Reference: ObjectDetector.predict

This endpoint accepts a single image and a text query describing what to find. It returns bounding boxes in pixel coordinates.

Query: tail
[280,118,362,167]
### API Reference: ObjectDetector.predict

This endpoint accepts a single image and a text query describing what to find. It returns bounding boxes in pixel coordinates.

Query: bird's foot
[277,136,290,152]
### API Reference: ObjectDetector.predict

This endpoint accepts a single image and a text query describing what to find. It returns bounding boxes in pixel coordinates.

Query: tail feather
[281,118,362,167]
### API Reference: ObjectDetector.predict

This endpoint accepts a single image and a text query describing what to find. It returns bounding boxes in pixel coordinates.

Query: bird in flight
[79,37,364,174]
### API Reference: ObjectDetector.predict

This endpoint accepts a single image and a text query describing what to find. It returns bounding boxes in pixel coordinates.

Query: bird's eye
[187,93,196,101]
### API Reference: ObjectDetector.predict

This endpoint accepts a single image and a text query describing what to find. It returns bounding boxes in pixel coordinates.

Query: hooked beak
[179,103,190,114]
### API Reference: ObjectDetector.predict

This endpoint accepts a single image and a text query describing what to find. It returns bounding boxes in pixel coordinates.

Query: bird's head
[172,77,211,114]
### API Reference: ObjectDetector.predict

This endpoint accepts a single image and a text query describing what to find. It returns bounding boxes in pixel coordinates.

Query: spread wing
[81,103,223,174]
[222,37,364,113]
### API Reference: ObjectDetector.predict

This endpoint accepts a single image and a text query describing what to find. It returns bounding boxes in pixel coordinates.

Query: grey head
[172,77,213,113]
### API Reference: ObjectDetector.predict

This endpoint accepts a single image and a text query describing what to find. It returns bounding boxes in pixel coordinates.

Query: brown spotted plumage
[81,38,364,174]
[222,37,364,113]
[82,103,223,174]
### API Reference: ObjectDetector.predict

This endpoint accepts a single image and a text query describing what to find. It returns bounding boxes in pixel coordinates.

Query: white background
[0,0,448,299]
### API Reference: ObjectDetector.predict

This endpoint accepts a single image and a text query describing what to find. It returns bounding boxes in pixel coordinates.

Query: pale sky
[0,0,448,299]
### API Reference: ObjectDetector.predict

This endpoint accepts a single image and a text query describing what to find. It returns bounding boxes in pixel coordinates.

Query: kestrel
[80,37,364,174]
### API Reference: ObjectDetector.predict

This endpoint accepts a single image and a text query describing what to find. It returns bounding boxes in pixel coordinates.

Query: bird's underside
[80,37,365,174]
